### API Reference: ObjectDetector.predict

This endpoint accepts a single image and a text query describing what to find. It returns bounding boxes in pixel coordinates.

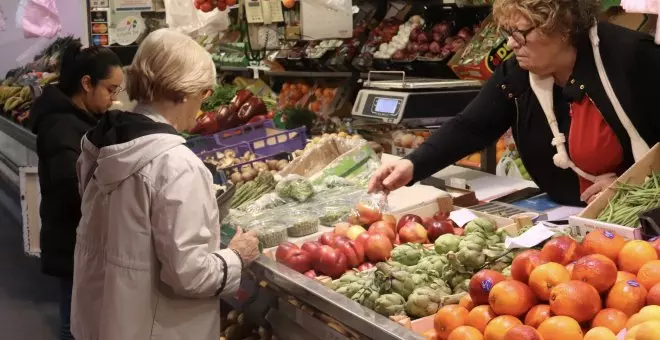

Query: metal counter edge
[249,255,425,340]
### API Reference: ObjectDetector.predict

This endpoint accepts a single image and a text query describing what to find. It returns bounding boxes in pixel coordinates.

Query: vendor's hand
[581,173,617,204]
[228,228,260,265]
[368,159,414,194]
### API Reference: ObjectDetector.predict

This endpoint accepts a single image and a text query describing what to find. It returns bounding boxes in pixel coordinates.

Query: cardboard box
[569,143,660,240]
[448,14,515,81]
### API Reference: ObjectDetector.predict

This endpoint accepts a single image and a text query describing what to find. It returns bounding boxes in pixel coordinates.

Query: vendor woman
[369,0,660,206]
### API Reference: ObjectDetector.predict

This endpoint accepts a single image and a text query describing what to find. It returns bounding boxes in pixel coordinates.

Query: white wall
[0,0,89,77]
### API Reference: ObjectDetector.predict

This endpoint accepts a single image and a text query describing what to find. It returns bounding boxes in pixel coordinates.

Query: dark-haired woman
[31,41,122,340]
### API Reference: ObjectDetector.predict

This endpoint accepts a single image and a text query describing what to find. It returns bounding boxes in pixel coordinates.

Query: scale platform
[352,71,482,125]
[468,201,549,220]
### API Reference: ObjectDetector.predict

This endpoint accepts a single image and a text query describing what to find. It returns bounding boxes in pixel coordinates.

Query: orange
[549,280,602,323]
[537,316,584,340]
[540,236,578,265]
[433,305,469,339]
[591,308,628,334]
[646,282,660,305]
[565,261,576,276]
[617,271,637,283]
[469,270,507,306]
[649,237,660,258]
[511,250,547,283]
[582,230,627,262]
[570,254,618,293]
[634,320,660,340]
[422,329,439,340]
[447,326,483,340]
[459,294,475,311]
[483,315,522,340]
[606,279,647,316]
[618,240,658,274]
[488,280,537,317]
[583,327,616,340]
[466,305,496,334]
[504,325,543,340]
[636,260,660,290]
[524,304,553,328]
[528,262,571,301]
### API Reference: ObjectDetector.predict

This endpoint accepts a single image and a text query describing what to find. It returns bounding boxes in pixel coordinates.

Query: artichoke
[415,255,447,273]
[464,217,496,234]
[434,234,462,255]
[391,243,424,266]
[374,293,406,316]
[451,277,471,294]
[351,286,380,310]
[375,262,416,299]
[405,286,449,318]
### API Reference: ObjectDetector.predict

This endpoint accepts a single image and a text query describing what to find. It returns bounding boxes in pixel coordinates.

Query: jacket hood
[79,111,185,193]
[31,85,98,133]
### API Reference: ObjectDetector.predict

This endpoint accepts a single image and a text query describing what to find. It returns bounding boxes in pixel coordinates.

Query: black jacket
[32,86,100,277]
[407,23,660,206]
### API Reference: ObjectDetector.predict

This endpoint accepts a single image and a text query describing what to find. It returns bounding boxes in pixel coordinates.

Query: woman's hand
[368,159,414,194]
[581,173,617,204]
[228,228,260,265]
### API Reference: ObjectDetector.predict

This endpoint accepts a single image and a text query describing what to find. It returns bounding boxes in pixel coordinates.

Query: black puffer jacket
[32,86,100,277]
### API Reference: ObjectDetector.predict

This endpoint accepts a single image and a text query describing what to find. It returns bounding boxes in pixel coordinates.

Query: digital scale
[351,71,482,126]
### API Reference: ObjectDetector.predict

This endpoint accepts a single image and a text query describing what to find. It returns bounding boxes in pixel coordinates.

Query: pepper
[216,104,240,130]
[189,111,220,135]
[230,89,253,109]
[237,96,267,124]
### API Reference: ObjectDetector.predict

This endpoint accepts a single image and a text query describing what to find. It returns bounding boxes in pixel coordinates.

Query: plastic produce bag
[163,0,229,37]
[276,174,314,202]
[16,0,61,38]
[352,192,389,225]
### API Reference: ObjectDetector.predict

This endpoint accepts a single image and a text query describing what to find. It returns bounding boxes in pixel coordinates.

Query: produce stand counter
[0,115,37,187]
[245,255,423,340]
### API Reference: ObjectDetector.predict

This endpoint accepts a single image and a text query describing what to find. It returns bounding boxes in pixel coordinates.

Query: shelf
[217,66,354,79]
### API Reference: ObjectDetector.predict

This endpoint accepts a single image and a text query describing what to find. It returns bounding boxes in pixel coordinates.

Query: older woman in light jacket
[71,28,260,340]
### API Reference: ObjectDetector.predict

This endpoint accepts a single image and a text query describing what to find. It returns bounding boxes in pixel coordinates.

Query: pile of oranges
[421,231,660,340]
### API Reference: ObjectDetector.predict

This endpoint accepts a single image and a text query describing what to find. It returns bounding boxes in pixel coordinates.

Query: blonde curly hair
[492,0,601,42]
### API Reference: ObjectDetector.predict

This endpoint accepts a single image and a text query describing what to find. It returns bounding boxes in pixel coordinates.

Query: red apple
[333,222,351,237]
[357,202,382,225]
[364,233,393,262]
[453,228,465,236]
[397,214,423,232]
[304,270,317,279]
[333,236,351,248]
[348,213,362,226]
[275,242,299,262]
[281,250,312,273]
[357,262,375,271]
[301,241,322,262]
[336,240,365,268]
[319,232,337,246]
[398,222,428,244]
[354,232,371,248]
[433,211,450,221]
[426,220,454,242]
[313,245,348,278]
[422,216,436,227]
[369,221,396,243]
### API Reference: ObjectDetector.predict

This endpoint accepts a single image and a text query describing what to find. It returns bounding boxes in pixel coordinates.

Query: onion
[444,36,455,45]
[410,28,422,41]
[410,15,423,25]
[457,28,473,40]
[417,43,430,53]
[432,22,451,36]
[411,42,420,52]
[429,41,442,54]
[450,38,466,52]
[392,51,405,60]
[379,43,388,53]
[419,32,430,44]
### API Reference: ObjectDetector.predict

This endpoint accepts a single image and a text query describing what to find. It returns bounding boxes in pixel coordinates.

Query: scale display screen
[372,97,401,116]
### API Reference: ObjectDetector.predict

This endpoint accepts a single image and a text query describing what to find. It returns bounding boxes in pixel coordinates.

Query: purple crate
[213,120,275,146]
[245,127,307,156]
[186,135,219,154]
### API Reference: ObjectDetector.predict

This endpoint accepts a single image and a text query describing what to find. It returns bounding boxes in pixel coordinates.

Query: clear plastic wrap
[285,209,320,237]
[351,192,389,226]
[318,205,352,226]
[276,174,314,202]
[238,192,289,214]
[245,219,289,249]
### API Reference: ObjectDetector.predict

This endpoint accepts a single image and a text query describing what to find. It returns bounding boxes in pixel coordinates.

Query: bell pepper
[216,105,240,130]
[237,96,267,124]
[230,89,253,109]
[189,111,220,135]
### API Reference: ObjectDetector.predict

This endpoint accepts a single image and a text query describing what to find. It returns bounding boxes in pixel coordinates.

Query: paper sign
[450,209,478,227]
[505,223,555,249]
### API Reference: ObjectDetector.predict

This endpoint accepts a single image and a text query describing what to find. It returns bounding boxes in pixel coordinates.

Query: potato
[230,172,243,183]
[276,159,288,170]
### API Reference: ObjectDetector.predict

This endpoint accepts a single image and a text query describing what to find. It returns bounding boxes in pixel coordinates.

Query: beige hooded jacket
[71,110,241,340]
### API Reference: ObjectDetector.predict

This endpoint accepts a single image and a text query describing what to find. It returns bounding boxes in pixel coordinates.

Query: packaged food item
[286,210,320,237]
[319,205,352,225]
[247,220,289,248]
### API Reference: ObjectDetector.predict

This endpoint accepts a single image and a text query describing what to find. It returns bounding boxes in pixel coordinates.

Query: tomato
[282,0,296,9]
[217,1,227,10]
[200,2,214,12]
[226,0,237,5]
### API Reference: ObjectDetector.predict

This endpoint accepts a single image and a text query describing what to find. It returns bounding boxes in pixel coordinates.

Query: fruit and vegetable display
[372,15,425,61]
[417,229,660,340]
[193,0,236,12]
[220,306,275,340]
[596,172,660,228]
[190,89,277,135]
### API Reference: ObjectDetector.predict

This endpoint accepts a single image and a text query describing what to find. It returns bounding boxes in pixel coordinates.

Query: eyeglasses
[501,27,535,46]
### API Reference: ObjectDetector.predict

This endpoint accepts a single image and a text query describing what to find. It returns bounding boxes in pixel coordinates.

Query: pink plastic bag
[20,0,61,38]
